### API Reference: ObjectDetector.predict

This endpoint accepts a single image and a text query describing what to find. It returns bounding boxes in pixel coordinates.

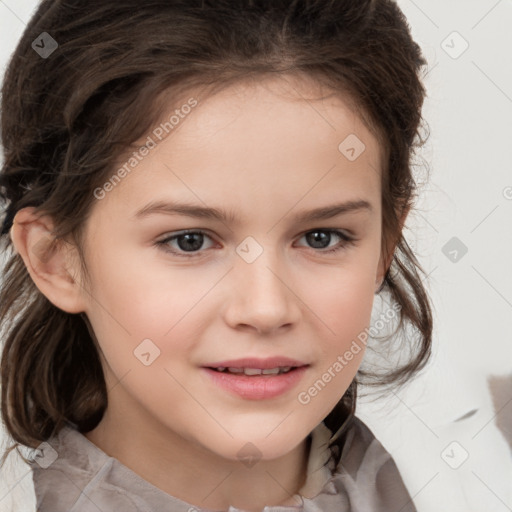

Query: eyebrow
[134,198,373,224]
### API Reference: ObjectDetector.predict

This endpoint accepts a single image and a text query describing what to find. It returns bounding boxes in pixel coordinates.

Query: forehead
[167,74,383,161]
[103,74,383,218]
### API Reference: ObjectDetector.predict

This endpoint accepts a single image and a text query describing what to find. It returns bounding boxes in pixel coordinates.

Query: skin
[11,74,405,511]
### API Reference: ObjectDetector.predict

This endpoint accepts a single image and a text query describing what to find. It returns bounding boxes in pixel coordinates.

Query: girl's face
[79,75,387,461]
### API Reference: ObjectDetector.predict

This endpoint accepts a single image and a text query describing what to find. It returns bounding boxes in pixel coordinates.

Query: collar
[30,416,417,512]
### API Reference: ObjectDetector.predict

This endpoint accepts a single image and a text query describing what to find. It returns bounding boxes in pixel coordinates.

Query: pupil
[307,231,330,249]
[178,233,203,252]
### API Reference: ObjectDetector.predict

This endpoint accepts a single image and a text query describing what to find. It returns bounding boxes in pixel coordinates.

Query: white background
[0,1,511,511]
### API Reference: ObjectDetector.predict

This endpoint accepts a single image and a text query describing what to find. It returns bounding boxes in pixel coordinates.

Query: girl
[0,1,433,511]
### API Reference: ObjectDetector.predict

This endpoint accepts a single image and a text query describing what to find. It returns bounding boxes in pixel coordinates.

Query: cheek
[302,263,376,337]
[296,275,372,416]
[83,253,221,377]
[87,244,215,332]
[300,264,375,399]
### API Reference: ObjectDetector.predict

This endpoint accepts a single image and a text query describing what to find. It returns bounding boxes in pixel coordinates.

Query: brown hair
[0,0,432,470]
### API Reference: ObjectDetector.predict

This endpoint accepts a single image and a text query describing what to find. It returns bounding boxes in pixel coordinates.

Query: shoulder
[338,414,394,471]
[328,415,418,512]
[29,425,141,512]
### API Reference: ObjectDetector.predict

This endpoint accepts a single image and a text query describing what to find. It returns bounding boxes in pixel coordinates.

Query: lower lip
[201,366,308,400]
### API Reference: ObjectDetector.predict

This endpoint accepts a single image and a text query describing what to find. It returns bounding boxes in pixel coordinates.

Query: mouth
[200,358,310,400]
[202,356,308,371]
[207,366,298,376]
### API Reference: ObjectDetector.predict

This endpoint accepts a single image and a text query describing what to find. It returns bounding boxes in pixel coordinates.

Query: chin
[209,431,306,465]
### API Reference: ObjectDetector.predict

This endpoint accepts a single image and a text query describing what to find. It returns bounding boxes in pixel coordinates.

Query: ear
[375,203,411,291]
[9,207,87,314]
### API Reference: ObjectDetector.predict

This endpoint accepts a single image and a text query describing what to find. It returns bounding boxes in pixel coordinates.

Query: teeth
[261,368,280,375]
[243,368,263,375]
[215,366,294,375]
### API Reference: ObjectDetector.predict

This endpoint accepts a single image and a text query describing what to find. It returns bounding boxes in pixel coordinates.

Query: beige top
[29,415,417,511]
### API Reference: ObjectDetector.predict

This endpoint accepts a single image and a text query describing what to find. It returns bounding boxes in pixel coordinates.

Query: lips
[200,356,310,400]
[201,366,308,400]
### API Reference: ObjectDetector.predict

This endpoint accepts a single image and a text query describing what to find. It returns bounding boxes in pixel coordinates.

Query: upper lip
[203,357,309,369]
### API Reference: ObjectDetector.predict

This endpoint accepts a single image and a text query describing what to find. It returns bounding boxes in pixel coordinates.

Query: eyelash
[155,229,356,258]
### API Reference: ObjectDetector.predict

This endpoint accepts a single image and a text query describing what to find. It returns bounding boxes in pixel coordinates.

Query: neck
[85,395,311,511]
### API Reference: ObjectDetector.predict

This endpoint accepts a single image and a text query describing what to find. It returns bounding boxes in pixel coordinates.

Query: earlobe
[9,207,87,314]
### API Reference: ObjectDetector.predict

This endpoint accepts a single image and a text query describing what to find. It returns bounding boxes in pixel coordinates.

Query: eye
[155,228,356,259]
[295,229,355,254]
[156,229,216,257]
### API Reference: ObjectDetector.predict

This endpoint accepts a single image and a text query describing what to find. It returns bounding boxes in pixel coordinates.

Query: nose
[223,249,301,335]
